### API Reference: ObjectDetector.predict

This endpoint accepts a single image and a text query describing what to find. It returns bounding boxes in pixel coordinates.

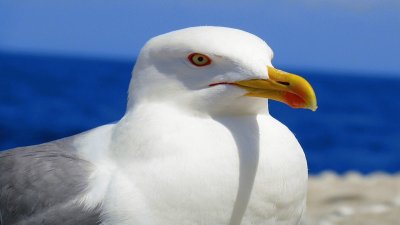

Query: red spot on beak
[284,92,306,108]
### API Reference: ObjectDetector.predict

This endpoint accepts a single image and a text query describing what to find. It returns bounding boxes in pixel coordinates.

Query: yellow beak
[233,66,317,111]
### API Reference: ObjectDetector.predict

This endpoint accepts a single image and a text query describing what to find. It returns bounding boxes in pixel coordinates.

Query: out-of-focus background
[1,0,400,224]
[1,0,399,173]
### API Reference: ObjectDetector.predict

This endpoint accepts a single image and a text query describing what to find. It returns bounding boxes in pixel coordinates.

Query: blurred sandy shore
[305,172,400,225]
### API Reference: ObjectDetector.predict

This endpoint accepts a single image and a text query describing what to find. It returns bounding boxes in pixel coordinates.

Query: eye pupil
[197,57,204,62]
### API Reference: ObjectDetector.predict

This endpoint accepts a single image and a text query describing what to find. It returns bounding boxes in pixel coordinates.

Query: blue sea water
[1,52,399,174]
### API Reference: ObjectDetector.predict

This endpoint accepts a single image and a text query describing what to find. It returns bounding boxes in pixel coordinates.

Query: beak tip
[308,104,318,112]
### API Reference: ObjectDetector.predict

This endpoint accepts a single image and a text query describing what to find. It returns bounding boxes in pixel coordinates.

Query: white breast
[242,115,307,225]
[91,104,306,225]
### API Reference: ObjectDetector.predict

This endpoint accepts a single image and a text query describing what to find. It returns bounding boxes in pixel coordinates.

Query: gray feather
[0,137,101,225]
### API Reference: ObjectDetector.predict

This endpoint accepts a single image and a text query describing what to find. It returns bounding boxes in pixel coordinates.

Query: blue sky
[0,0,399,75]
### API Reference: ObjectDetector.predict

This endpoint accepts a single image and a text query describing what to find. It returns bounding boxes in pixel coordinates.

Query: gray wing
[0,137,101,225]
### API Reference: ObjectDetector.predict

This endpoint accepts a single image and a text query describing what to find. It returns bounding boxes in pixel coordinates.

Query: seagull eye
[188,53,211,67]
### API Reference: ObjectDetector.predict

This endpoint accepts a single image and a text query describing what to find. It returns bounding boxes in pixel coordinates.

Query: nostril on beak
[277,81,290,86]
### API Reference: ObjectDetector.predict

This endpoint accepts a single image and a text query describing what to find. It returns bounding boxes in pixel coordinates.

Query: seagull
[0,26,317,225]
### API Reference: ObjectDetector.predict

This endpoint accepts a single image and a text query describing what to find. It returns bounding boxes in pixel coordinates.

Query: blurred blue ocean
[1,52,399,174]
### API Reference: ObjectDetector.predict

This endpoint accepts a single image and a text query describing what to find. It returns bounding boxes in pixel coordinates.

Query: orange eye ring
[188,53,211,67]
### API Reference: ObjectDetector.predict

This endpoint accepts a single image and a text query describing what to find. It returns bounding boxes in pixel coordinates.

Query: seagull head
[128,26,317,115]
